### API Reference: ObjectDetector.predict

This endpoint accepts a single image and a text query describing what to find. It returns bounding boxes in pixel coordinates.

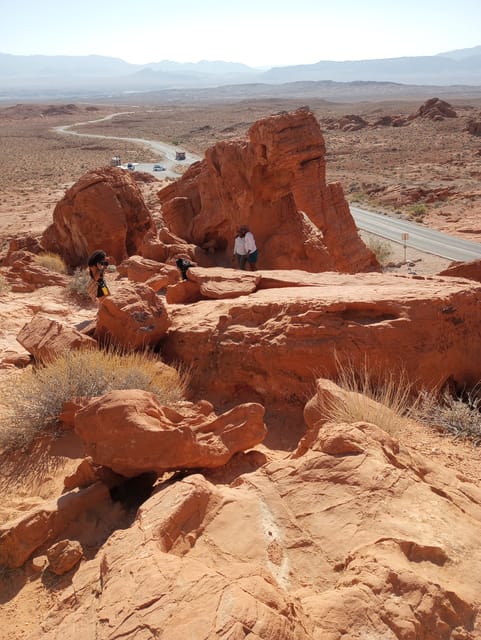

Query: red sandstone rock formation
[414,97,457,120]
[17,314,97,362]
[95,281,171,350]
[157,107,379,274]
[74,389,267,477]
[161,269,481,407]
[438,258,481,282]
[41,167,156,267]
[27,420,481,639]
[0,483,110,568]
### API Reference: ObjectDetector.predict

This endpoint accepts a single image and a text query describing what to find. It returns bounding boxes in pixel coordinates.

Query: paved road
[54,113,201,180]
[351,205,481,262]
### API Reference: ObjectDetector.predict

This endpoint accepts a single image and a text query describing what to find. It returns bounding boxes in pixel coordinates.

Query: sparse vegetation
[321,360,417,435]
[365,237,393,265]
[414,385,481,444]
[407,203,427,220]
[66,267,92,301]
[0,348,188,450]
[0,272,9,295]
[34,252,67,274]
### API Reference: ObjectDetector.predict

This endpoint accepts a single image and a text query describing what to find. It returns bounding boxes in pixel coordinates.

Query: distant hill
[0,47,480,100]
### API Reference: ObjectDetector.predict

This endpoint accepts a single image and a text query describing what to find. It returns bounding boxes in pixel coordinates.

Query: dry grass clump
[414,385,481,444]
[34,252,68,274]
[365,237,393,266]
[322,360,416,435]
[0,348,188,450]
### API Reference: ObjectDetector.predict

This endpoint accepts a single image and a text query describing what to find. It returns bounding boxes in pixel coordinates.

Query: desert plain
[1,88,481,639]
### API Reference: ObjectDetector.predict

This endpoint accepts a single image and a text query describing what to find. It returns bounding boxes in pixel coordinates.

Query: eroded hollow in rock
[110,472,157,510]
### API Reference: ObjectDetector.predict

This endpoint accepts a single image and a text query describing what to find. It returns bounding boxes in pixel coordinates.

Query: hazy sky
[2,0,480,67]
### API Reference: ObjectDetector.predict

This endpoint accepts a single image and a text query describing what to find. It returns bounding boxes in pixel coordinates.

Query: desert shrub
[66,267,91,301]
[34,252,67,274]
[365,237,393,265]
[408,203,427,220]
[0,348,188,450]
[413,385,481,444]
[321,360,416,435]
[0,272,9,295]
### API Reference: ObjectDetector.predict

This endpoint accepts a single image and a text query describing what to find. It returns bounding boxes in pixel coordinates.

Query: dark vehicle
[127,162,135,170]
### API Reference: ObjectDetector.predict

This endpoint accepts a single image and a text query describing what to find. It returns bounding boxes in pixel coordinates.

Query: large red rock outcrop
[157,107,379,274]
[414,97,457,120]
[95,281,171,350]
[29,420,481,639]
[161,269,481,407]
[74,389,267,477]
[41,167,156,267]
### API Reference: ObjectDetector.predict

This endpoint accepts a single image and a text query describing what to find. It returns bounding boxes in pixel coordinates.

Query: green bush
[408,203,427,220]
[0,348,188,450]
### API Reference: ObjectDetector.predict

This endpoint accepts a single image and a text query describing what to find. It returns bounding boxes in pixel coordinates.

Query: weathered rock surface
[3,249,69,291]
[0,483,110,568]
[41,167,156,267]
[46,539,83,575]
[414,97,457,120]
[438,258,481,282]
[95,281,171,350]
[29,419,481,639]
[74,389,267,477]
[17,314,97,362]
[162,270,481,406]
[116,255,179,290]
[157,108,379,274]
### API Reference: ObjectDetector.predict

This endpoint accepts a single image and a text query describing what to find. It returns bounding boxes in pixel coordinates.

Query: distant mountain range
[1,46,481,100]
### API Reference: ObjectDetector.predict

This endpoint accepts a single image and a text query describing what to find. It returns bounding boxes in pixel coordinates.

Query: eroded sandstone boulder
[0,483,110,568]
[74,389,267,477]
[95,281,170,350]
[17,314,97,362]
[46,539,83,575]
[41,167,156,267]
[157,107,379,274]
[116,255,179,291]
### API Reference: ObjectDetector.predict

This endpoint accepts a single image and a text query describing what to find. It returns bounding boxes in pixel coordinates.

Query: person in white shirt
[232,228,247,269]
[239,225,258,271]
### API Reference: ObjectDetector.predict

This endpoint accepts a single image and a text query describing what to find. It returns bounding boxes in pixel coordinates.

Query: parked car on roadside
[153,164,166,171]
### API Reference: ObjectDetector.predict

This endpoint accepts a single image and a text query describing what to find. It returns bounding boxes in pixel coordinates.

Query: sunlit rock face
[157,107,379,274]
[41,167,155,267]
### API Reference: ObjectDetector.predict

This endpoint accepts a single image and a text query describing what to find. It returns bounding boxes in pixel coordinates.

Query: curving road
[351,205,481,262]
[54,112,201,179]
[55,114,481,262]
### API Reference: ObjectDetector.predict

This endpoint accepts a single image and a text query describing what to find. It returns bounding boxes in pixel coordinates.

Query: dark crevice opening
[109,472,157,511]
